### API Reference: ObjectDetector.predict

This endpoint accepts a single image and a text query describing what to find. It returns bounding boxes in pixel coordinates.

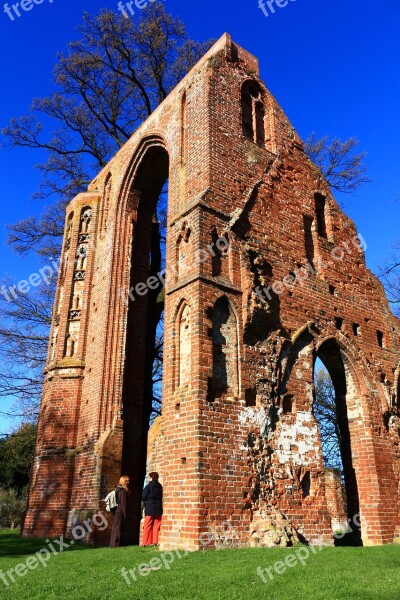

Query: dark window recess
[352,323,360,336]
[329,285,335,295]
[241,81,265,147]
[303,215,315,270]
[181,91,187,166]
[282,395,294,414]
[242,93,253,140]
[255,101,265,146]
[301,471,311,498]
[315,193,328,239]
[245,389,257,407]
[377,330,384,348]
[335,317,343,330]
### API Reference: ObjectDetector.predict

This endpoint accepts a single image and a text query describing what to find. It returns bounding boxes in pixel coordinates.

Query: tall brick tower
[24,35,400,548]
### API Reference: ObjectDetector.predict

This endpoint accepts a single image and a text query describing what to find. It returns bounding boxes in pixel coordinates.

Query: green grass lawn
[0,529,399,599]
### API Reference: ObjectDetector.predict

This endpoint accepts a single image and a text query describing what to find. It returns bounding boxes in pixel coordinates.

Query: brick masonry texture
[23,34,400,549]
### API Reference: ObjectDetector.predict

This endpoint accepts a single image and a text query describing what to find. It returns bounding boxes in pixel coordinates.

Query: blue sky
[0,0,399,432]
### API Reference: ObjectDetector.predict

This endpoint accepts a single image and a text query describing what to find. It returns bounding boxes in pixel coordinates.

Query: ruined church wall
[24,33,400,546]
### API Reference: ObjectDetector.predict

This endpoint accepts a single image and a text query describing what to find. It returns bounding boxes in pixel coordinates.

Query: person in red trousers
[141,472,163,546]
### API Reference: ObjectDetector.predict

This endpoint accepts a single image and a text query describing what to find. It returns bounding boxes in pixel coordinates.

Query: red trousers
[142,515,162,546]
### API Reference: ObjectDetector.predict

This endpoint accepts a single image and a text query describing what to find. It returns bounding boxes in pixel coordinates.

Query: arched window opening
[241,81,265,147]
[313,344,362,546]
[121,144,169,544]
[80,206,92,234]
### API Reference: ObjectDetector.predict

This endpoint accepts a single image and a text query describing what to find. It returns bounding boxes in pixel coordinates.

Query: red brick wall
[24,34,400,548]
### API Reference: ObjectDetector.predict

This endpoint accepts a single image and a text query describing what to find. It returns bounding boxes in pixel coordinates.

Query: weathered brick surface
[24,34,400,548]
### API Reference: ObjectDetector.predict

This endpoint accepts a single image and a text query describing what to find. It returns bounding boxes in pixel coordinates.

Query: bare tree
[151,322,164,420]
[378,240,400,317]
[0,279,53,421]
[3,6,212,257]
[304,132,371,194]
[313,367,343,473]
[1,5,213,424]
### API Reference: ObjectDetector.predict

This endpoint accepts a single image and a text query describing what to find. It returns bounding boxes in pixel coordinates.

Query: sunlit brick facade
[24,34,400,548]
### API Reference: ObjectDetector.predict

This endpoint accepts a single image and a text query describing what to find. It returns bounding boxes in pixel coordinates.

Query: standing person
[109,475,131,548]
[141,472,163,547]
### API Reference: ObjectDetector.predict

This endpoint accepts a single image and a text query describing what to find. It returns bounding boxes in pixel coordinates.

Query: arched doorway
[314,339,362,545]
[121,143,169,544]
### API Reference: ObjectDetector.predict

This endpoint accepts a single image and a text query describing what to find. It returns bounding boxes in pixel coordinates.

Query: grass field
[0,530,399,599]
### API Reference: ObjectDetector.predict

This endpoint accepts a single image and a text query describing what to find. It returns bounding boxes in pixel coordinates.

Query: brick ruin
[23,34,400,549]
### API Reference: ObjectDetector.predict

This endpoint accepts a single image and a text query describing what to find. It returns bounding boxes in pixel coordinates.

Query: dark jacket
[109,485,127,547]
[142,480,163,517]
[115,485,127,518]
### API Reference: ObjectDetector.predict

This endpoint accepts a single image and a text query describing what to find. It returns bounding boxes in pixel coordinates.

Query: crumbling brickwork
[24,34,400,548]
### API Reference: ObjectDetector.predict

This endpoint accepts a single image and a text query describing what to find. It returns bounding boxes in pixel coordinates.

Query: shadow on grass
[0,530,91,558]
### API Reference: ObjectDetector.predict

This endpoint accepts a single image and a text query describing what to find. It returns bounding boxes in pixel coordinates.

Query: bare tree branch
[378,240,400,316]
[313,367,343,472]
[304,132,371,194]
